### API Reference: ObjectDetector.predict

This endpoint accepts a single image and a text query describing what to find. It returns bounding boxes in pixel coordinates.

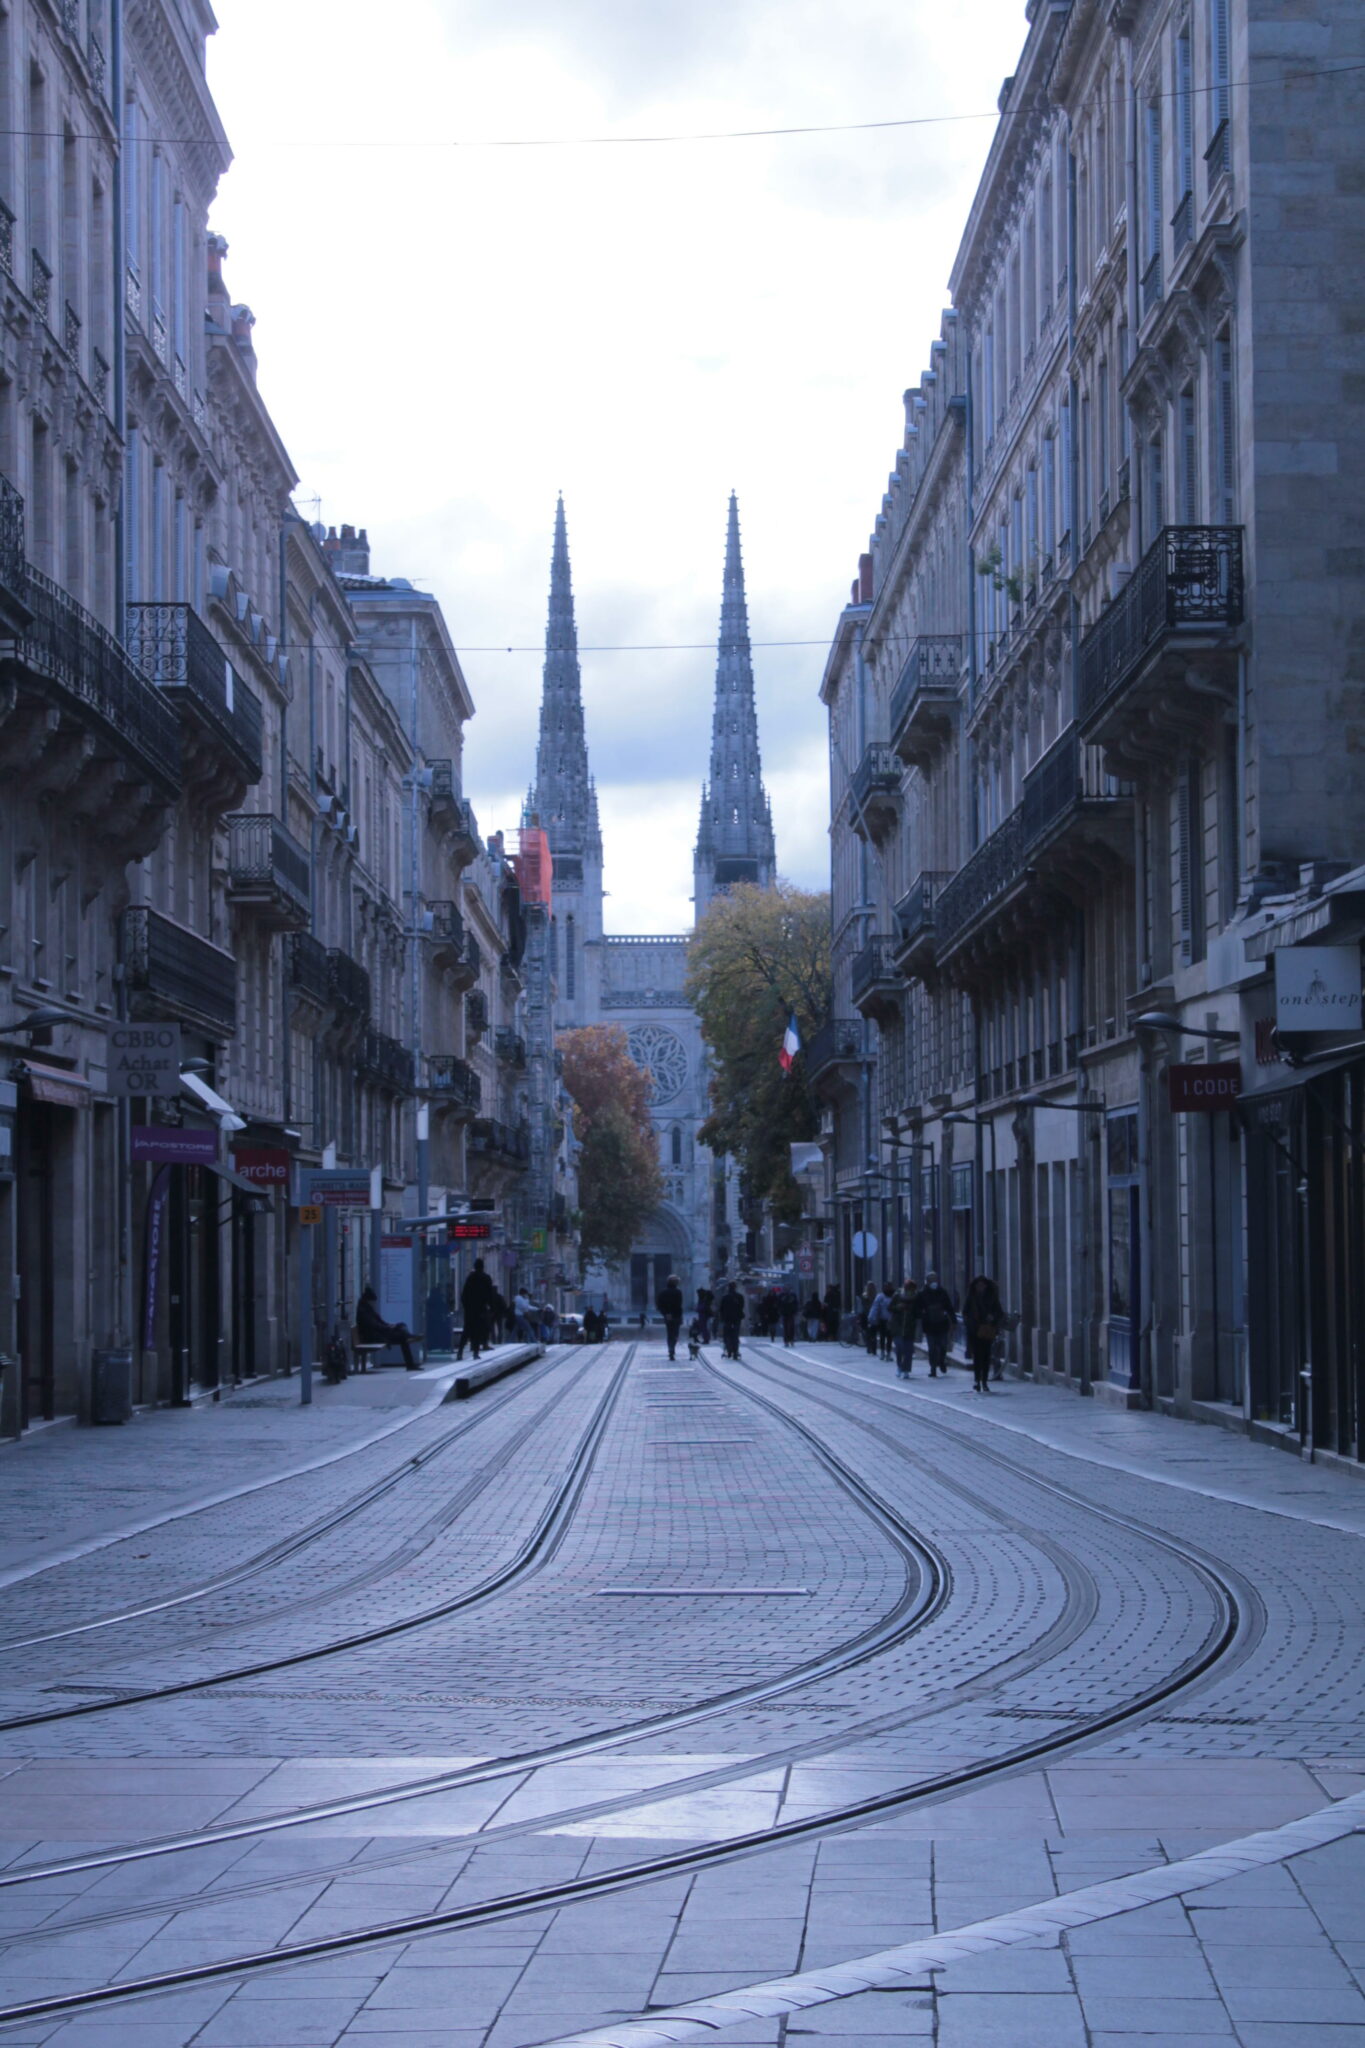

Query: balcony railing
[1078,526,1244,732]
[466,988,489,1038]
[849,743,901,839]
[851,935,900,1008]
[288,931,331,1006]
[1141,249,1162,318]
[935,811,1027,955]
[226,812,311,926]
[125,602,263,784]
[327,947,371,1021]
[0,472,24,601]
[422,898,464,962]
[894,871,948,965]
[361,1028,415,1095]
[470,1116,530,1164]
[806,1016,863,1080]
[15,564,181,795]
[1171,188,1194,256]
[889,634,960,764]
[936,729,1129,957]
[429,761,480,858]
[495,1028,527,1068]
[428,1053,481,1112]
[122,904,236,1035]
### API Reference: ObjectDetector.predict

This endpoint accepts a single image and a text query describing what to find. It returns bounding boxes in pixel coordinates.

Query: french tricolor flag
[779,1015,800,1073]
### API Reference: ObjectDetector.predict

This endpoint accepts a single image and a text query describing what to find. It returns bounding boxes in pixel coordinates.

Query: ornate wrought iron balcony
[849,743,901,842]
[428,761,480,864]
[422,898,464,968]
[427,1053,481,1114]
[122,904,236,1036]
[125,602,263,786]
[889,634,960,768]
[495,1028,527,1068]
[8,565,181,795]
[806,1016,863,1081]
[1078,526,1244,757]
[470,1116,531,1165]
[893,870,948,976]
[287,930,331,1006]
[851,934,902,1016]
[226,812,311,929]
[361,1028,415,1095]
[327,947,371,1021]
[935,728,1130,963]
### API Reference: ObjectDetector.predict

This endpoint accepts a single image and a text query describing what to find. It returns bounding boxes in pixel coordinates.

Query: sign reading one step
[108,1023,182,1097]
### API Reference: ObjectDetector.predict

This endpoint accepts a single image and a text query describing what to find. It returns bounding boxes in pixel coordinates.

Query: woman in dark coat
[963,1274,1004,1393]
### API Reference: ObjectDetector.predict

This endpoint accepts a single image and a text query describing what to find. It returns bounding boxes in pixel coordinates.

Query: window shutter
[1212,0,1232,130]
[1179,757,1205,964]
[1179,388,1198,525]
[1216,334,1236,523]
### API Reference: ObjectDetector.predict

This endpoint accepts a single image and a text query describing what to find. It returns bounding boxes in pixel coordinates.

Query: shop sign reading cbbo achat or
[107,1023,182,1096]
[1275,947,1363,1031]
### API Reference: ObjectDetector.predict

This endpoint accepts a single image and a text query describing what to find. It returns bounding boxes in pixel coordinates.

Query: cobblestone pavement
[0,1335,1359,2045]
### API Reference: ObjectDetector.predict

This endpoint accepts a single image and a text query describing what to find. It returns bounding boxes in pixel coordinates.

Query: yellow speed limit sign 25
[298,1204,323,1226]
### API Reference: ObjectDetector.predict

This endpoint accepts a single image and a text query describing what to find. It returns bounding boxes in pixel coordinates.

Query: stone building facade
[0,0,559,1433]
[817,0,1365,1464]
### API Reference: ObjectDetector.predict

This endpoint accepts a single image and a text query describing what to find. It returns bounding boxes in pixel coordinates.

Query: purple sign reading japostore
[131,1125,220,1166]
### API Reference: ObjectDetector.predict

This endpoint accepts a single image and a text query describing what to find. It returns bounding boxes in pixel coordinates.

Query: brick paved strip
[530,1790,1365,2047]
[0,1346,542,1595]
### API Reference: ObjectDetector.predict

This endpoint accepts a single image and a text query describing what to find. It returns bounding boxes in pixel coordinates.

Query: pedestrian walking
[822,1282,842,1341]
[695,1285,714,1343]
[718,1282,745,1360]
[779,1286,799,1347]
[963,1275,1005,1393]
[802,1293,823,1342]
[917,1271,956,1376]
[868,1282,893,1359]
[458,1258,496,1360]
[656,1273,684,1360]
[889,1279,919,1378]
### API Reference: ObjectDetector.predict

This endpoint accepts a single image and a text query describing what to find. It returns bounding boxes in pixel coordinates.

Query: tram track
[0,1345,634,1733]
[0,1345,578,1661]
[0,1339,1262,2032]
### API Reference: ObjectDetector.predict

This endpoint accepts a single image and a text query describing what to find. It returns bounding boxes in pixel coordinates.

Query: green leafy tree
[557,1025,663,1266]
[685,881,832,1223]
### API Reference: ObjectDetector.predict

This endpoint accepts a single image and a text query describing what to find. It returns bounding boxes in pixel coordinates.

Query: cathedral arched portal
[618,1202,693,1320]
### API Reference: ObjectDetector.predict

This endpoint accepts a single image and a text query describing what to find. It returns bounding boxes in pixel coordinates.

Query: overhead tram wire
[1,56,1362,153]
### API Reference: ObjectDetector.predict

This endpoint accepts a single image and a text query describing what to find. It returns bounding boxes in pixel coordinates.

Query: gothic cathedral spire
[529,495,602,859]
[693,493,776,922]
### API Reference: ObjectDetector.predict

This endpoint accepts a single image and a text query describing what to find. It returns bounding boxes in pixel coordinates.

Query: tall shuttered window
[1179,385,1199,524]
[1214,332,1236,523]
[1179,756,1206,965]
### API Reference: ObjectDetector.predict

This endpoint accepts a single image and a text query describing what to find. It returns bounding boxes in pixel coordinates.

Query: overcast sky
[206,0,1027,933]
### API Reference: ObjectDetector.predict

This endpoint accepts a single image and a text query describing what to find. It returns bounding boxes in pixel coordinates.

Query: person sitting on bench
[356,1285,419,1371]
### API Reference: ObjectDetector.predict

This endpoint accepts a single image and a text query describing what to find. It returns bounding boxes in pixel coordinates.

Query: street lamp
[1134,1011,1238,1043]
[0,1007,76,1036]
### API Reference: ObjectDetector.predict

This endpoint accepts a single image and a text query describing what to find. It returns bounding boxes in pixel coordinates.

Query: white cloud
[206,0,1028,930]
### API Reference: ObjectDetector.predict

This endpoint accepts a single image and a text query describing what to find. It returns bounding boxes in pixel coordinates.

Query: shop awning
[18,1061,91,1108]
[206,1159,276,1204]
[180,1070,247,1130]
[1238,1045,1365,1123]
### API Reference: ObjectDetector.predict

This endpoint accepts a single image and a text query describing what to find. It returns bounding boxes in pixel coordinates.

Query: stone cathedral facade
[529,496,776,1313]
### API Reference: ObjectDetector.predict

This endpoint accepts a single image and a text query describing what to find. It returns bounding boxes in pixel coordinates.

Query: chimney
[858,553,873,604]
[324,523,371,576]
